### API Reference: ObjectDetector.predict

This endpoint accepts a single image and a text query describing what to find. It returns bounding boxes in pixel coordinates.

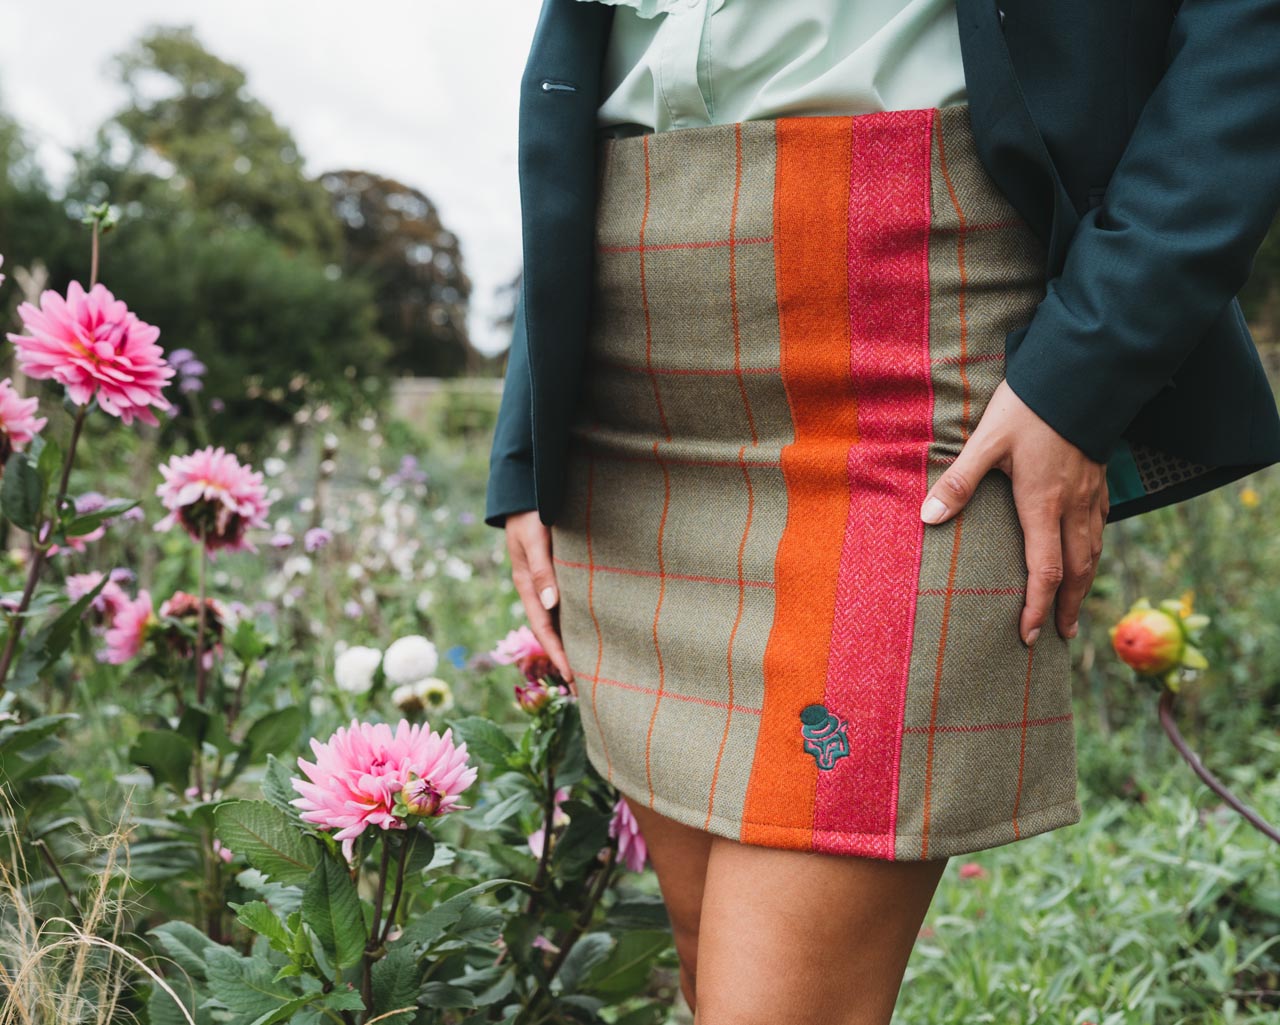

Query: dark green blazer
[485,0,1280,529]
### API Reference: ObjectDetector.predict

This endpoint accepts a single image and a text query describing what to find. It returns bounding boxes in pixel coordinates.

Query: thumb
[920,436,999,526]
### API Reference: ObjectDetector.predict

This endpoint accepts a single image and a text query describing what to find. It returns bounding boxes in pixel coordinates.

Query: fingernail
[920,497,948,524]
[1025,627,1040,646]
[539,586,557,610]
[1067,621,1079,639]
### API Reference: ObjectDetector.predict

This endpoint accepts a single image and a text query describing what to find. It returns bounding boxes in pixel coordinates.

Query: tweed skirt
[548,102,1082,861]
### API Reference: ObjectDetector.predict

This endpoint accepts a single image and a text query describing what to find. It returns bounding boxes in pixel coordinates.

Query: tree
[320,169,473,376]
[89,24,341,260]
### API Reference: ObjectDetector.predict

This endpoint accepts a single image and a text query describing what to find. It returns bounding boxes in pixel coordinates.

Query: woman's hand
[918,378,1109,647]
[505,509,576,687]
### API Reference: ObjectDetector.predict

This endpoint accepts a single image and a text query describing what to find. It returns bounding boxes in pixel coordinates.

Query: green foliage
[213,801,319,886]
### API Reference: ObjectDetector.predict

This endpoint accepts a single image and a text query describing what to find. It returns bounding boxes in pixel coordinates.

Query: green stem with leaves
[521,847,618,1025]
[362,839,394,1017]
[0,403,91,691]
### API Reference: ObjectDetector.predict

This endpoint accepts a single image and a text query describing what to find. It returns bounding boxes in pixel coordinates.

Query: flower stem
[520,848,618,1024]
[194,527,209,706]
[0,403,90,691]
[378,832,414,947]
[1158,689,1280,845]
[362,838,394,1014]
[523,753,559,917]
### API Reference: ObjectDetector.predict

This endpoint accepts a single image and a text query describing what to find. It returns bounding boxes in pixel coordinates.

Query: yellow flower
[1239,487,1260,508]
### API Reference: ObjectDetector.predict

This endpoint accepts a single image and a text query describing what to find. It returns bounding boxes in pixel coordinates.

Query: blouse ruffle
[571,0,684,19]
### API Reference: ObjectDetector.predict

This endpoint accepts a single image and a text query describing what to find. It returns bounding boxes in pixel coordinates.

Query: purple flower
[304,527,333,553]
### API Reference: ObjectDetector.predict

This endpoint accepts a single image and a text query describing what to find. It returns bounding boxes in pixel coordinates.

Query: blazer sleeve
[1000,0,1280,465]
[484,284,538,529]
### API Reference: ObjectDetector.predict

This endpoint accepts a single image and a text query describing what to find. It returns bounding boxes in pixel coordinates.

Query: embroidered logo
[799,703,850,770]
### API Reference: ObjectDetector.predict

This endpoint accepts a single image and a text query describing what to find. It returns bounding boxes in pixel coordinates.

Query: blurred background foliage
[0,24,500,457]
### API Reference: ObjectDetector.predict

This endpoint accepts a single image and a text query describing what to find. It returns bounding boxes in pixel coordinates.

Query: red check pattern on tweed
[549,103,1083,861]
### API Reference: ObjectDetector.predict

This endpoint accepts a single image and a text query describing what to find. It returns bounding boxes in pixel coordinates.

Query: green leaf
[230,618,269,662]
[0,714,78,785]
[245,994,316,1025]
[242,706,305,764]
[1,451,44,530]
[62,499,138,537]
[145,972,199,1025]
[301,855,366,971]
[551,802,611,877]
[232,900,291,952]
[612,1004,670,1025]
[449,716,516,770]
[320,989,365,1013]
[205,945,298,1022]
[6,575,109,691]
[147,920,219,982]
[607,895,672,931]
[558,932,614,993]
[581,929,671,997]
[260,754,304,822]
[129,729,196,791]
[213,800,318,884]
[397,878,523,950]
[177,705,234,756]
[480,789,527,830]
[371,944,421,1023]
[419,982,478,1009]
[34,435,60,488]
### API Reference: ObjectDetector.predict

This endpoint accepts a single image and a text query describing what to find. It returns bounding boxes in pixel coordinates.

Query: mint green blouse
[577,0,969,133]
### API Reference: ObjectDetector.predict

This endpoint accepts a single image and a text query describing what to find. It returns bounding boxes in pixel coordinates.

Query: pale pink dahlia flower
[155,446,271,553]
[609,797,648,873]
[6,281,174,425]
[290,719,478,861]
[102,589,155,665]
[491,624,561,684]
[0,378,46,460]
[67,570,131,624]
[491,625,543,666]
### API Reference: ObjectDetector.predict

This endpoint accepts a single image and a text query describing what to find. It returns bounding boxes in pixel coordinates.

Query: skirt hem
[589,741,1083,862]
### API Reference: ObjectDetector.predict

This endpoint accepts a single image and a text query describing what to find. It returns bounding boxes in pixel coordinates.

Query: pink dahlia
[5,281,174,425]
[102,589,155,665]
[67,570,131,624]
[0,378,46,462]
[155,447,271,553]
[158,590,228,669]
[491,624,562,684]
[491,625,543,667]
[608,797,647,873]
[290,718,478,862]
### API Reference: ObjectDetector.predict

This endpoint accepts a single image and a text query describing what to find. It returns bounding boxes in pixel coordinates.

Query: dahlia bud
[399,773,444,817]
[1108,596,1209,692]
[515,679,553,714]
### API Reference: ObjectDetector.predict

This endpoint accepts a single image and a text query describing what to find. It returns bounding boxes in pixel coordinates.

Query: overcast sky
[0,0,543,356]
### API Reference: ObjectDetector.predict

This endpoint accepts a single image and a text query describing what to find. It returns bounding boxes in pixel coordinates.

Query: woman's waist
[590,102,1037,248]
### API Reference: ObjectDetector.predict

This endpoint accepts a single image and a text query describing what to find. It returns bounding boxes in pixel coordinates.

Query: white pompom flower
[334,645,382,694]
[391,677,455,716]
[382,634,439,686]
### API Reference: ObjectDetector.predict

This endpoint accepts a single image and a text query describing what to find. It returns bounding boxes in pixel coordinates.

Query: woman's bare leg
[693,837,948,1025]
[621,796,713,1013]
